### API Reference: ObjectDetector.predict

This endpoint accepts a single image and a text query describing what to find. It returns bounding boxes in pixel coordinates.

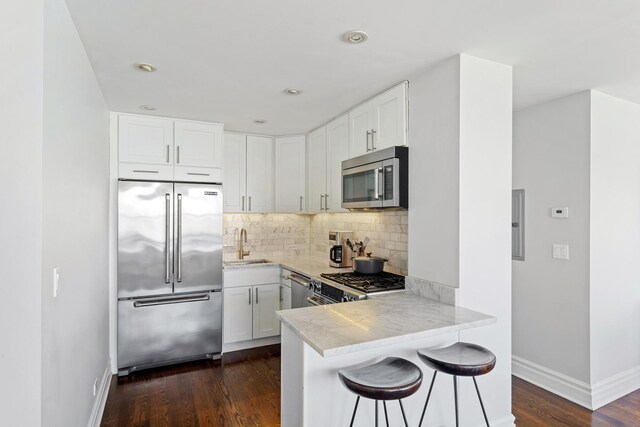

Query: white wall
[0,1,44,425]
[409,54,514,425]
[590,92,640,385]
[42,0,110,425]
[512,92,592,383]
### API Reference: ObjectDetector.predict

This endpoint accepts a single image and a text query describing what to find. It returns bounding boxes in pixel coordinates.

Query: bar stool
[338,357,423,427]
[417,342,496,427]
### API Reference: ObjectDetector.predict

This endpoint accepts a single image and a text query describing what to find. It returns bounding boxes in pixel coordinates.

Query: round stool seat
[418,342,496,377]
[338,357,423,401]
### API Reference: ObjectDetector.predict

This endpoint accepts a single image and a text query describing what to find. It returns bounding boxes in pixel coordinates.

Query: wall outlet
[551,207,569,218]
[93,377,99,396]
[53,267,61,298]
[553,244,569,260]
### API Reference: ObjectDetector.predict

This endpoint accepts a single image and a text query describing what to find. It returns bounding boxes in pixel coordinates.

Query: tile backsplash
[224,211,408,275]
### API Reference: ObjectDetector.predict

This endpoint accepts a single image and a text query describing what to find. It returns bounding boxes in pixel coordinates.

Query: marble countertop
[276,292,495,357]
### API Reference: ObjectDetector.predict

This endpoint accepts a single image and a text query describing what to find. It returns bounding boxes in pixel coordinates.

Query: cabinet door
[306,127,327,213]
[252,284,281,339]
[246,135,274,212]
[371,83,407,150]
[280,284,291,310]
[174,121,223,168]
[223,286,253,344]
[326,115,349,212]
[223,133,247,212]
[349,101,373,157]
[275,135,306,212]
[119,115,173,165]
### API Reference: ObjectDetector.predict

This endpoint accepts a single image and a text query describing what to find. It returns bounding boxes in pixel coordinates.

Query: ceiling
[65,0,640,135]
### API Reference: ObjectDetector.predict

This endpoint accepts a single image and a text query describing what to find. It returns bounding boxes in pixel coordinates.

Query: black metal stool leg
[473,377,490,427]
[453,375,459,427]
[398,399,409,427]
[418,371,437,427]
[382,401,389,427]
[375,400,379,427]
[349,396,360,427]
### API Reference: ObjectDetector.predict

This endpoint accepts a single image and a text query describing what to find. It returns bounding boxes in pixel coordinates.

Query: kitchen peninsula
[277,290,496,427]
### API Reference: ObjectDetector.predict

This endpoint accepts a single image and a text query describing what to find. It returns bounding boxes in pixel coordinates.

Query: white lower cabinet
[223,283,281,344]
[280,283,292,310]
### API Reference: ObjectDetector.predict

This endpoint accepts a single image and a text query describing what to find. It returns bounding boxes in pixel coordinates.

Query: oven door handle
[307,297,323,306]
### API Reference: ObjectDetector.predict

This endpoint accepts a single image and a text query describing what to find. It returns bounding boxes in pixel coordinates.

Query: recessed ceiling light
[253,119,267,124]
[343,30,369,44]
[140,105,156,111]
[135,63,157,72]
[284,88,302,95]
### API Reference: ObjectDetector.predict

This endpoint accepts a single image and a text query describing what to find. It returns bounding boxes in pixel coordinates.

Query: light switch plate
[553,244,569,260]
[551,207,569,218]
[53,267,60,297]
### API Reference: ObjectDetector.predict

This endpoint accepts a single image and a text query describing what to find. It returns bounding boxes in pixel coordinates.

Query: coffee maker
[328,231,353,268]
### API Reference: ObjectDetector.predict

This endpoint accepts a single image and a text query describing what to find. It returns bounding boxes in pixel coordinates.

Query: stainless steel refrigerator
[117,180,223,376]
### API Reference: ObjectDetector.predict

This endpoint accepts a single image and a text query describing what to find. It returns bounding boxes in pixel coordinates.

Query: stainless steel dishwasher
[290,273,314,308]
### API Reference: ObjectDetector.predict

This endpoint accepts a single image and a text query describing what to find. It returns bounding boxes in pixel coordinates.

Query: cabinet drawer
[174,166,222,183]
[119,163,174,181]
[224,267,281,288]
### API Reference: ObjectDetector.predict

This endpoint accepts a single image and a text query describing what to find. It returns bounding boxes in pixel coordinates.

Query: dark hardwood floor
[102,345,640,426]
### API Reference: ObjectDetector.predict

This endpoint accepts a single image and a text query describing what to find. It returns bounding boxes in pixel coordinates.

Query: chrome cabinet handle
[248,288,252,305]
[371,129,377,151]
[165,194,171,283]
[248,196,252,211]
[374,168,383,200]
[366,130,371,152]
[242,196,245,211]
[324,193,329,211]
[134,170,159,174]
[177,194,183,282]
[280,286,283,302]
[300,196,303,211]
[255,288,259,304]
[187,172,210,176]
[176,145,180,164]
[166,145,170,163]
[320,194,324,211]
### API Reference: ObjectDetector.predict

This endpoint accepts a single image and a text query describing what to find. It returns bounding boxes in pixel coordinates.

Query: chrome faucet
[238,228,250,260]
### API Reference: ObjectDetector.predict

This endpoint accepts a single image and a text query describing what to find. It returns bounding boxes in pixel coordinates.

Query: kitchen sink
[224,259,272,266]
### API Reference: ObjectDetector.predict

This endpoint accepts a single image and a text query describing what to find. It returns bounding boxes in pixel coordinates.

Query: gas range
[307,271,405,306]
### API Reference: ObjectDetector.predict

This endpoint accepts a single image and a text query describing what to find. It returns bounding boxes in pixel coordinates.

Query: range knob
[310,280,322,293]
[341,294,356,303]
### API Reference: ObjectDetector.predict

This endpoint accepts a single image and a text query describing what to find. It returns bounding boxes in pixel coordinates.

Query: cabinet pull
[371,129,377,151]
[248,288,252,305]
[187,172,210,176]
[166,145,170,163]
[133,170,159,174]
[248,196,252,211]
[324,193,329,211]
[366,130,371,152]
[299,196,303,211]
[320,194,324,211]
[176,145,180,164]
[242,196,245,211]
[255,288,259,304]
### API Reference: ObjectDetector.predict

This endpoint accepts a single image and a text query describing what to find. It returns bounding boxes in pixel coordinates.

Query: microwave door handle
[374,167,383,200]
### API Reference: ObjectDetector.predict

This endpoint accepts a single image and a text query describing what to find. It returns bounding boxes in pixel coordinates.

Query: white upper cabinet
[246,135,274,213]
[275,135,306,212]
[223,132,247,213]
[326,115,350,212]
[307,127,327,213]
[119,115,173,165]
[174,120,223,168]
[118,114,223,182]
[349,82,408,157]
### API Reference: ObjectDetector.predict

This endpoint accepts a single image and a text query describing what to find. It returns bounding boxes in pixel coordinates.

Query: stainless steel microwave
[341,146,408,210]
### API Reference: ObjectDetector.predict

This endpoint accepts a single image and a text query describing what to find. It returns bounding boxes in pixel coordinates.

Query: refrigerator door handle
[133,294,210,308]
[165,193,171,284]
[177,194,183,282]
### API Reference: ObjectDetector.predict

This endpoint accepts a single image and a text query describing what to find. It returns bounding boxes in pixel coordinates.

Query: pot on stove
[353,253,388,274]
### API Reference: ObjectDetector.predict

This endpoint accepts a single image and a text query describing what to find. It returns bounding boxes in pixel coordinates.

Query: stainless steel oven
[341,146,408,210]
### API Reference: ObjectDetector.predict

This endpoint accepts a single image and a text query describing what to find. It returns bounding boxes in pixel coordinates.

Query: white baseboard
[87,359,113,427]
[512,355,593,409]
[222,335,281,353]
[591,365,640,410]
[488,414,516,427]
